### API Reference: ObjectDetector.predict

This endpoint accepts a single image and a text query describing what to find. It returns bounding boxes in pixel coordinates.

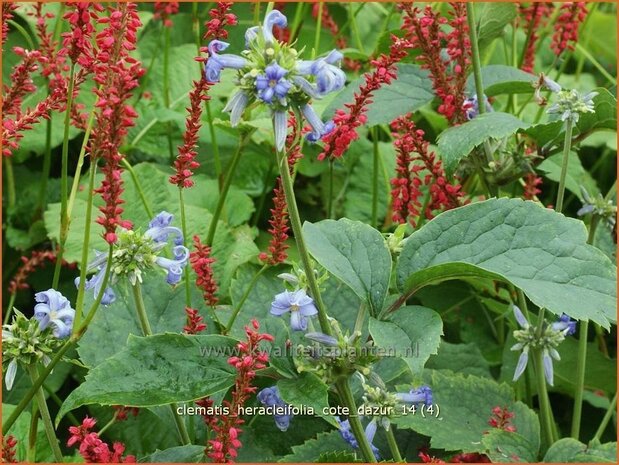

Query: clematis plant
[205,10,345,150]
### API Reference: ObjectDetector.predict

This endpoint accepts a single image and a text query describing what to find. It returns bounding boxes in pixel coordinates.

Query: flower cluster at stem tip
[76,211,189,305]
[205,10,345,151]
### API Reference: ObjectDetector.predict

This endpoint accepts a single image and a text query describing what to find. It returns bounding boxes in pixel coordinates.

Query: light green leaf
[426,342,491,378]
[279,430,350,463]
[143,445,205,463]
[323,64,434,126]
[465,65,536,96]
[304,219,392,315]
[3,404,54,462]
[543,438,617,462]
[538,151,599,200]
[278,372,334,426]
[476,3,517,48]
[369,306,443,379]
[396,198,617,328]
[482,429,538,462]
[58,334,238,423]
[437,112,530,175]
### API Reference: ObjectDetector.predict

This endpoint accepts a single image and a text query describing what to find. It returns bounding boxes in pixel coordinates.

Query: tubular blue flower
[245,26,259,47]
[336,416,381,460]
[75,251,116,306]
[270,289,317,331]
[542,347,561,386]
[512,346,529,382]
[296,50,346,95]
[33,289,75,338]
[301,103,335,142]
[262,10,287,44]
[305,332,338,346]
[513,305,530,329]
[224,91,250,127]
[257,386,293,431]
[551,313,577,336]
[145,211,183,246]
[155,245,190,285]
[256,62,292,104]
[463,94,493,120]
[273,110,287,152]
[204,40,248,83]
[395,385,433,407]
[5,359,17,391]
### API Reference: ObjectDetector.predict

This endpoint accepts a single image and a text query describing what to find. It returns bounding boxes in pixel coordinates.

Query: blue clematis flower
[262,10,287,44]
[257,386,293,431]
[224,91,250,127]
[75,250,116,306]
[463,94,493,120]
[336,416,381,460]
[145,211,183,246]
[155,245,190,285]
[204,40,248,83]
[301,103,335,142]
[296,50,346,95]
[395,385,433,407]
[270,289,318,331]
[256,62,292,104]
[551,313,577,336]
[33,289,75,338]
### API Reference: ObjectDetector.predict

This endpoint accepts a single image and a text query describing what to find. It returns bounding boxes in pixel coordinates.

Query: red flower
[8,249,75,294]
[259,177,290,265]
[1,3,17,48]
[551,2,587,56]
[450,452,491,463]
[205,320,273,462]
[68,417,135,463]
[190,235,219,307]
[204,2,237,41]
[2,48,42,118]
[419,451,446,463]
[153,2,179,28]
[487,406,517,432]
[113,405,139,422]
[318,35,413,161]
[519,3,553,73]
[63,2,103,68]
[184,306,207,334]
[1,435,17,463]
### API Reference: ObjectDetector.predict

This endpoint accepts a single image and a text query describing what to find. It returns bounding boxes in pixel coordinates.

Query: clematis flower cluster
[511,305,576,386]
[257,386,293,431]
[337,416,381,460]
[205,10,345,151]
[76,212,189,305]
[536,75,597,123]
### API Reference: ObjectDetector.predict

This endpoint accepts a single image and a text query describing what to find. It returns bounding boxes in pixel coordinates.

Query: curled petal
[245,26,259,47]
[155,246,189,285]
[263,10,287,43]
[543,349,554,386]
[305,332,338,346]
[292,76,321,99]
[364,419,377,443]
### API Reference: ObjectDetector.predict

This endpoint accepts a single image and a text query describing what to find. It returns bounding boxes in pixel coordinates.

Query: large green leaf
[396,198,617,328]
[2,404,54,462]
[392,371,537,453]
[426,342,491,378]
[369,306,443,379]
[58,334,238,422]
[304,219,392,315]
[143,445,205,463]
[279,430,351,463]
[543,438,617,462]
[538,151,600,200]
[482,429,538,462]
[323,64,434,126]
[465,65,537,96]
[437,112,530,175]
[278,372,334,426]
[475,3,517,48]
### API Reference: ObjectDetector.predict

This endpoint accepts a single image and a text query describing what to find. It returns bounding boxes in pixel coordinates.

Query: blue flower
[513,305,530,330]
[33,289,75,338]
[204,40,248,83]
[270,289,318,331]
[155,245,190,285]
[463,94,493,120]
[262,10,287,44]
[542,347,561,386]
[145,211,183,246]
[256,62,292,104]
[224,91,250,127]
[301,103,335,142]
[551,313,577,336]
[257,386,293,431]
[75,250,116,306]
[305,332,338,346]
[273,110,288,152]
[336,416,381,460]
[395,385,433,407]
[296,50,346,95]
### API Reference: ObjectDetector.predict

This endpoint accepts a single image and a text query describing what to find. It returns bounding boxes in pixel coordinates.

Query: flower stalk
[555,118,574,213]
[335,379,377,463]
[27,364,63,462]
[385,424,403,462]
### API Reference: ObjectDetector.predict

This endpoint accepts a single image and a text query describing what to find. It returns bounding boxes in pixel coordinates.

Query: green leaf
[465,65,537,96]
[143,445,205,462]
[538,151,599,200]
[396,198,617,328]
[543,438,617,462]
[482,429,538,462]
[476,3,517,48]
[3,403,54,462]
[58,334,238,423]
[426,342,491,378]
[437,112,530,175]
[369,306,443,379]
[317,451,362,462]
[304,218,392,315]
[279,430,351,462]
[278,372,334,426]
[323,64,434,126]
[393,371,531,453]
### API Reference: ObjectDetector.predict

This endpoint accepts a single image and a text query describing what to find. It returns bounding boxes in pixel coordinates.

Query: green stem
[467,3,485,116]
[371,128,379,229]
[289,3,307,41]
[3,247,113,435]
[179,188,192,308]
[555,118,574,213]
[385,424,403,462]
[533,349,555,446]
[4,156,16,210]
[327,159,334,219]
[52,62,76,289]
[27,401,38,462]
[348,3,364,54]
[574,42,617,86]
[27,365,63,462]
[4,293,17,325]
[163,25,175,163]
[276,142,332,336]
[592,392,617,442]
[131,283,191,445]
[38,116,53,214]
[225,265,267,334]
[120,158,154,218]
[98,412,119,437]
[205,133,252,246]
[313,1,323,58]
[335,379,376,463]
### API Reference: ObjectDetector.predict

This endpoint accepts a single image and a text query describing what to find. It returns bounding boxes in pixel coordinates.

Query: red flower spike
[204,320,273,462]
[68,417,135,462]
[190,236,219,307]
[63,2,102,69]
[551,2,587,56]
[184,307,207,334]
[487,406,517,433]
[318,35,413,161]
[1,435,17,463]
[2,48,43,118]
[519,3,553,73]
[204,3,237,41]
[8,249,75,295]
[113,405,139,422]
[1,3,17,47]
[153,2,179,28]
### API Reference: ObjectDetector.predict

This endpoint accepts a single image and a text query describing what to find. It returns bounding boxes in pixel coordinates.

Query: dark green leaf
[476,3,517,48]
[482,429,538,462]
[543,438,617,462]
[465,65,537,96]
